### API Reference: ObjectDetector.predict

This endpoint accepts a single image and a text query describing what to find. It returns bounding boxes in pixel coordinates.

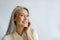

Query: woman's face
[15,8,29,28]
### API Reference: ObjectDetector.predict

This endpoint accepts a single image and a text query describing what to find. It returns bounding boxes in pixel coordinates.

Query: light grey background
[0,0,60,40]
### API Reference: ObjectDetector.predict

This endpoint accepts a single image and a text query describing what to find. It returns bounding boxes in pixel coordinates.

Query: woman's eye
[20,14,24,16]
[19,14,29,17]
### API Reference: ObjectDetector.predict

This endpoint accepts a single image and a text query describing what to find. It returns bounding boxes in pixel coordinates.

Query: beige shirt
[2,28,39,40]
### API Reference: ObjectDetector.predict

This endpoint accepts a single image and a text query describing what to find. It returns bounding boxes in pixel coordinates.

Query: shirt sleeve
[33,29,39,40]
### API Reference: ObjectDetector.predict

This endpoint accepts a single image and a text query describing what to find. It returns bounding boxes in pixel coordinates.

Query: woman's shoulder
[30,28,37,32]
[2,34,12,40]
[29,28,37,34]
[30,28,39,40]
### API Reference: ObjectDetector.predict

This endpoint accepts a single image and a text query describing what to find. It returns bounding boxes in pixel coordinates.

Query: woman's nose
[24,16,27,20]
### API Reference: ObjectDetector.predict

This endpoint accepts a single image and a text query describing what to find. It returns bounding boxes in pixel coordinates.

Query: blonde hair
[6,6,29,35]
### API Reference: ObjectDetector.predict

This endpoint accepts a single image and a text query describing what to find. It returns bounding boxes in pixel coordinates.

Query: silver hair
[6,6,29,35]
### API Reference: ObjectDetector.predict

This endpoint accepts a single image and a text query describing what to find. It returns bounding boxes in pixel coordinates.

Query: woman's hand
[26,29,33,40]
[23,21,31,32]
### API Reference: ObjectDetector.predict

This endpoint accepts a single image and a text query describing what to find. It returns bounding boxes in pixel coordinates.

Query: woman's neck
[16,25,24,36]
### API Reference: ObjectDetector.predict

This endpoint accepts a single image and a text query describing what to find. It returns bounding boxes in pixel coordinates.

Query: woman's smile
[23,21,27,24]
[15,8,29,27]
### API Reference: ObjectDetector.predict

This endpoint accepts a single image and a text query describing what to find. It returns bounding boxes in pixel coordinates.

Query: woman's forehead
[16,8,28,15]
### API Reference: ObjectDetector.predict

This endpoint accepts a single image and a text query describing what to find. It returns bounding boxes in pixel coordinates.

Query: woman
[2,6,39,40]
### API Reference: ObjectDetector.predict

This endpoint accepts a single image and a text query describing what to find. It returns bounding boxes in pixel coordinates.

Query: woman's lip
[23,22,27,24]
[22,21,27,24]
